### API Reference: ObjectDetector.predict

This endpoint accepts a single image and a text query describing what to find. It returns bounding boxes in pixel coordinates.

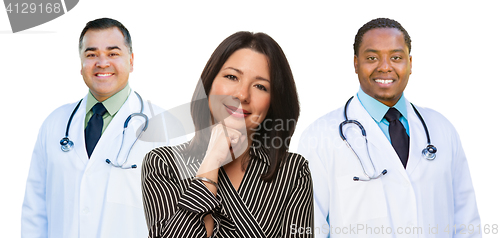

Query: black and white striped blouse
[142,141,314,238]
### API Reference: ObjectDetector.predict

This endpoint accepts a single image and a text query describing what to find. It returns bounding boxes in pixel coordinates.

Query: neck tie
[85,103,107,158]
[384,108,410,168]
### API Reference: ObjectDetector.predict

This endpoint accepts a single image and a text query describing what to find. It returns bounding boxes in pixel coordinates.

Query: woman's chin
[221,118,248,133]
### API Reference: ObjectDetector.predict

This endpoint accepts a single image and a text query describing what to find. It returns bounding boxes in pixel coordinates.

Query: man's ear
[129,53,134,72]
[409,55,412,75]
[354,55,359,74]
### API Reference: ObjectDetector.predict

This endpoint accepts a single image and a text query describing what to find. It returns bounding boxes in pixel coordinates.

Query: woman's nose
[233,84,250,103]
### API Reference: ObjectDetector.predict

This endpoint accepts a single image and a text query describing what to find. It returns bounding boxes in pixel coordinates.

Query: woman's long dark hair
[187,31,300,182]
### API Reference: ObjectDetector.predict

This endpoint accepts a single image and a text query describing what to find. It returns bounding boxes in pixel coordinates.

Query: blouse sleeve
[281,157,315,237]
[142,149,224,238]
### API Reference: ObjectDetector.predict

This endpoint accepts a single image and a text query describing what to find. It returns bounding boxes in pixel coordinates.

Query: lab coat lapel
[405,99,427,175]
[73,95,90,165]
[348,97,409,180]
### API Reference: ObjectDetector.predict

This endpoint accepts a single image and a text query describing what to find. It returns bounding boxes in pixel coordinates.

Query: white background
[1,0,498,236]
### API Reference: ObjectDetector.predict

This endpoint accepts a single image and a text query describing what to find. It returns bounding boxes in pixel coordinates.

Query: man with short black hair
[21,18,181,238]
[299,18,481,238]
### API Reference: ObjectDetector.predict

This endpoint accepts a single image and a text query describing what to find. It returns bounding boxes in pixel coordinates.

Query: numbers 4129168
[444,224,498,235]
[6,3,62,14]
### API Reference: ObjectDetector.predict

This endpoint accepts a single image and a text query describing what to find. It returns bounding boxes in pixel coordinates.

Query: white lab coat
[21,92,186,238]
[298,96,480,238]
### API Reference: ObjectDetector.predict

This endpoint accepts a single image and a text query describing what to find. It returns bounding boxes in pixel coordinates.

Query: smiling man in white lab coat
[21,18,183,238]
[298,18,481,237]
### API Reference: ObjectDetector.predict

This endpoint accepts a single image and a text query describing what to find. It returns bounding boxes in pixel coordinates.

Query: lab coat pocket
[106,166,143,209]
[337,174,388,226]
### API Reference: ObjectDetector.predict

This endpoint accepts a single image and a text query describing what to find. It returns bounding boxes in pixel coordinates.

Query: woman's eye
[225,75,237,81]
[255,84,268,92]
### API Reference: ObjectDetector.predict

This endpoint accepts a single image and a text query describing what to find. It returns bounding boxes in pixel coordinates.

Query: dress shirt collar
[86,84,131,117]
[356,87,408,122]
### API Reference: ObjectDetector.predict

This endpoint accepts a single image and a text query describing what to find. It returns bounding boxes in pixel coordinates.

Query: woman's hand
[196,123,248,193]
[200,123,248,173]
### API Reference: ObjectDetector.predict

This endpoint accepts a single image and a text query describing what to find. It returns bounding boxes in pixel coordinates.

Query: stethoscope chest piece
[422,144,437,160]
[60,137,74,152]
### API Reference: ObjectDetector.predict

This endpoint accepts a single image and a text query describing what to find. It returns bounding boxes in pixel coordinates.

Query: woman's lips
[224,104,250,118]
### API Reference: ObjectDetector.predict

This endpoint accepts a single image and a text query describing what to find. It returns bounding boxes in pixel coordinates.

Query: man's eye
[110,53,119,56]
[367,56,377,61]
[392,56,402,60]
[86,54,96,58]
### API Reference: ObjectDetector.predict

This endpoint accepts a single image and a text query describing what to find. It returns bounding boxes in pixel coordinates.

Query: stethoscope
[339,96,437,181]
[59,91,149,169]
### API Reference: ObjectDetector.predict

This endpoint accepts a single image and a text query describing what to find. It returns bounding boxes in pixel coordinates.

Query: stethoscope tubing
[340,96,437,181]
[60,91,148,169]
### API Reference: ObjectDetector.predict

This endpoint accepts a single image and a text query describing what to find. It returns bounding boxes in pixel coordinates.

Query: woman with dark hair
[142,31,313,238]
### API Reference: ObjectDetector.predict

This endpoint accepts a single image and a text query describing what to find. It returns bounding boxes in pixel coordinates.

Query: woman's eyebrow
[222,67,243,74]
[222,66,270,82]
